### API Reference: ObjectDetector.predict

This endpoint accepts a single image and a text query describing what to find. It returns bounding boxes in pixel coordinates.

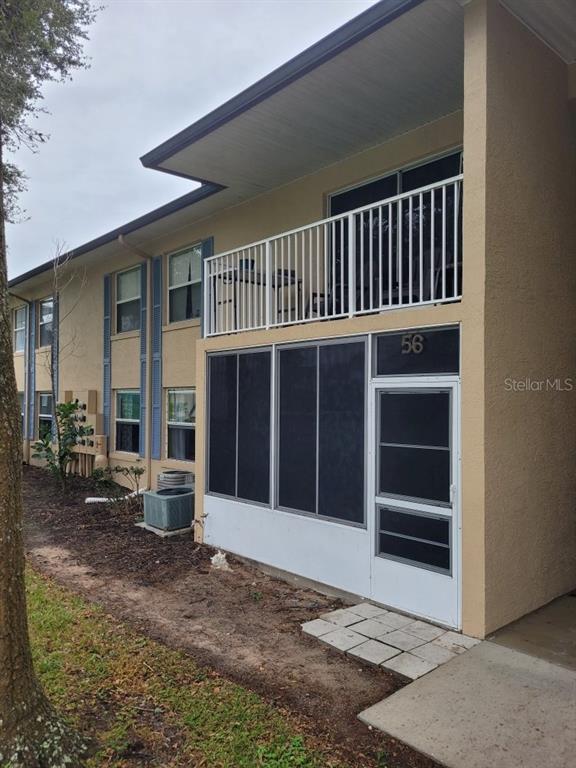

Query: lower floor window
[208,350,271,504]
[116,390,140,453]
[207,338,366,523]
[38,393,53,441]
[277,340,366,524]
[167,388,196,461]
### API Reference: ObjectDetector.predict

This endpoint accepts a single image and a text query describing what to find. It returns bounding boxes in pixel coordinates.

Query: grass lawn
[27,569,353,768]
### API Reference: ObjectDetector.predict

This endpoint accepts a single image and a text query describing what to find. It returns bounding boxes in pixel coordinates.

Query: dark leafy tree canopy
[0,0,98,218]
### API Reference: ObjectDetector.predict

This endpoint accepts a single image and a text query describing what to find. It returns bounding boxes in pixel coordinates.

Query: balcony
[203,175,463,337]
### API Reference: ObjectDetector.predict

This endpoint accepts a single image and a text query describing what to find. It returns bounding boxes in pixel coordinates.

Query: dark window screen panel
[168,426,195,461]
[116,422,139,453]
[400,152,461,193]
[170,284,202,322]
[376,327,459,375]
[379,507,449,546]
[278,347,317,514]
[379,532,450,571]
[208,355,237,496]
[117,299,141,333]
[39,324,53,348]
[379,445,450,503]
[318,342,365,523]
[237,351,271,504]
[330,174,398,216]
[380,392,450,448]
[39,417,53,442]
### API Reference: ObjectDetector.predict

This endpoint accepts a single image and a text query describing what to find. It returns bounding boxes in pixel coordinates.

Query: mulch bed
[23,466,440,768]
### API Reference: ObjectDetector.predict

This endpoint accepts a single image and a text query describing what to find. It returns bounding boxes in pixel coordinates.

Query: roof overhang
[141,0,464,197]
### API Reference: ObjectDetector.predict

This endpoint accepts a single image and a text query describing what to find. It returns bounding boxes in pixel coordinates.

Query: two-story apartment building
[10,0,576,639]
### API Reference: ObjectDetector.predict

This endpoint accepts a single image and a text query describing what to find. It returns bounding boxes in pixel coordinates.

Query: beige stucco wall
[458,0,489,637]
[480,0,576,632]
[13,352,25,392]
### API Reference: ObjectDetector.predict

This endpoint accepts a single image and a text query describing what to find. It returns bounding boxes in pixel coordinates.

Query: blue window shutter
[200,236,214,338]
[103,275,112,437]
[139,262,148,457]
[151,256,163,460]
[26,302,36,440]
[50,295,60,441]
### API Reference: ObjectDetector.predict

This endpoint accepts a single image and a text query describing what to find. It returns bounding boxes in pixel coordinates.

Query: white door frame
[367,375,461,629]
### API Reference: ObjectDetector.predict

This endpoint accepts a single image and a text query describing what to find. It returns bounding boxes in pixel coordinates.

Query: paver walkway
[302,602,480,680]
[358,595,576,768]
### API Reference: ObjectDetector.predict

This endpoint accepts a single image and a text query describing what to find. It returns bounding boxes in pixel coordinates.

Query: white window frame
[115,389,140,454]
[168,245,202,324]
[13,306,26,353]
[38,297,53,348]
[166,388,196,461]
[115,267,141,334]
[38,392,53,440]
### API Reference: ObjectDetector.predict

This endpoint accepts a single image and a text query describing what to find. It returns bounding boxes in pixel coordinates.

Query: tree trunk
[0,129,85,766]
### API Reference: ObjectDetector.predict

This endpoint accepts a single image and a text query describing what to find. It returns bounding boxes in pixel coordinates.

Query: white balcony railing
[203,175,463,336]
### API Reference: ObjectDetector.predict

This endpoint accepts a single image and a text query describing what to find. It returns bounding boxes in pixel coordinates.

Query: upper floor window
[169,245,202,323]
[329,150,462,215]
[39,298,53,348]
[167,388,196,461]
[38,393,53,440]
[116,267,141,333]
[13,306,26,353]
[116,390,140,453]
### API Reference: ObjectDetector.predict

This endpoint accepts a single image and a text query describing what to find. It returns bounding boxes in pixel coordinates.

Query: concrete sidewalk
[359,596,576,768]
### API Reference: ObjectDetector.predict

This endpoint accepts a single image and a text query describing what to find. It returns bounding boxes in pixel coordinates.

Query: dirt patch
[23,466,439,768]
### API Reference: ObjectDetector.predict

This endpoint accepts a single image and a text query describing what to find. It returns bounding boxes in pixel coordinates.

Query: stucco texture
[482,0,576,632]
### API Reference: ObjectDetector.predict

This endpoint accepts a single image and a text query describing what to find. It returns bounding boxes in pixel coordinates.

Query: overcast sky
[6,0,376,279]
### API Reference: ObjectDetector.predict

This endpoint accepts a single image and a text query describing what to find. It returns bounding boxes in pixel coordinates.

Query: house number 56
[401,333,425,354]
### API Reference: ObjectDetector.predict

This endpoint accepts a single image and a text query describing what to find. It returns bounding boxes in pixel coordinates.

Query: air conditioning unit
[143,487,194,532]
[157,470,194,490]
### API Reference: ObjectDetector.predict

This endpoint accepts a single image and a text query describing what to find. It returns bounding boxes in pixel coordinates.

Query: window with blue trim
[38,393,53,440]
[167,389,196,461]
[13,307,26,352]
[115,390,140,453]
[168,245,202,322]
[38,298,53,348]
[116,268,141,333]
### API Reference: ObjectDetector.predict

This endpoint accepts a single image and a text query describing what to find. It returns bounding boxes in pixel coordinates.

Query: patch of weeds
[251,589,264,603]
[375,749,391,768]
[257,736,317,767]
